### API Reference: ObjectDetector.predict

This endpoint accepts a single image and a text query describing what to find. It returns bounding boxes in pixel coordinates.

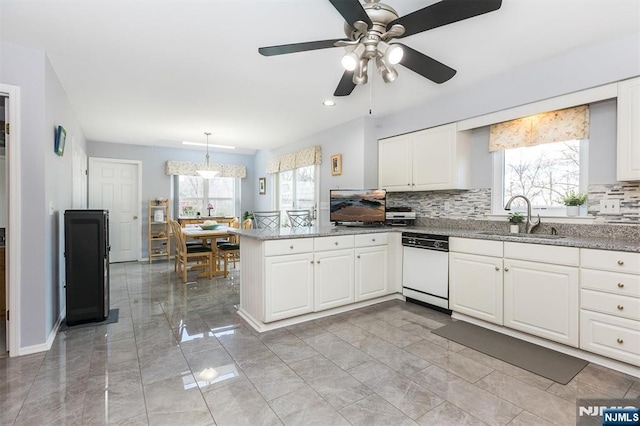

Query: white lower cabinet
[355,245,388,302]
[263,234,390,322]
[265,252,314,322]
[579,248,640,366]
[449,251,503,325]
[314,248,354,311]
[503,259,579,347]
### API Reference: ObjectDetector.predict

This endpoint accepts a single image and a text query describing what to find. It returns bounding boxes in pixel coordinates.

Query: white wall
[87,141,255,257]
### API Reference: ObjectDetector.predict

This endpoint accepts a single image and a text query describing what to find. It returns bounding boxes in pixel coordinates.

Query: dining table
[181,225,234,277]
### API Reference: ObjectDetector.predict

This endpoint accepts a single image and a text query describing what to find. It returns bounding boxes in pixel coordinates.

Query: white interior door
[3,95,8,354]
[72,138,87,208]
[88,158,141,262]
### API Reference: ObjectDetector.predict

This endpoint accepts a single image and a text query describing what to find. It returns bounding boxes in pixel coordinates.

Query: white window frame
[174,175,241,218]
[491,140,589,217]
[276,165,319,223]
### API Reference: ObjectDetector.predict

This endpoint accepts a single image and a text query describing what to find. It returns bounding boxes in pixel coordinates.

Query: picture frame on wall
[259,177,266,195]
[331,154,342,176]
[54,125,67,156]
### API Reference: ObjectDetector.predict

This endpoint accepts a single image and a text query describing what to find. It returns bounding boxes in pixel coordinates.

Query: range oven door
[402,246,449,309]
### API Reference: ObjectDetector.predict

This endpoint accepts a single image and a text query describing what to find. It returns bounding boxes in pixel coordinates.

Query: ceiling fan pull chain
[369,66,373,115]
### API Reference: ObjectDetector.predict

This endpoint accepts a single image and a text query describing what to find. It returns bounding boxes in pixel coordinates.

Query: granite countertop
[230,226,640,253]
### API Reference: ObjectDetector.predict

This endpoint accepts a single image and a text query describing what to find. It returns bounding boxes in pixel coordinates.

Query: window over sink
[490,106,590,216]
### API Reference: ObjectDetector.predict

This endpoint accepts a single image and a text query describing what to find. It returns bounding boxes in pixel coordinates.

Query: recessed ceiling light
[182,141,235,149]
[323,100,336,107]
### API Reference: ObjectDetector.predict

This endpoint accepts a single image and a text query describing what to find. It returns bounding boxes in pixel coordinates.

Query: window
[493,139,588,215]
[277,165,316,225]
[177,175,238,217]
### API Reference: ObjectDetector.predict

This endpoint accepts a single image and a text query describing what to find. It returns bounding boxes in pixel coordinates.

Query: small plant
[561,191,587,206]
[508,212,524,224]
[243,211,254,220]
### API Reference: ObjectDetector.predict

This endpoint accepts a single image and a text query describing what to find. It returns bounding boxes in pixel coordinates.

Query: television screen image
[330,189,386,223]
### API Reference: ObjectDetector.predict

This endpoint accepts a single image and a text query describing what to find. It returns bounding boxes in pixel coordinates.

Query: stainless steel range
[401,232,450,313]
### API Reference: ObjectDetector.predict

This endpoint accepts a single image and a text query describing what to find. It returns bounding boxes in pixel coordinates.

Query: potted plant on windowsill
[508,212,524,233]
[561,191,587,216]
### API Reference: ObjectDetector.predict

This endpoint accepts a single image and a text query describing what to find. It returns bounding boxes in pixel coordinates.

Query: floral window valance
[165,161,247,178]
[266,145,322,173]
[489,105,589,152]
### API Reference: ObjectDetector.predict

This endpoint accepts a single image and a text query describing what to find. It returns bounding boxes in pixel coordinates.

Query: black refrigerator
[64,209,110,325]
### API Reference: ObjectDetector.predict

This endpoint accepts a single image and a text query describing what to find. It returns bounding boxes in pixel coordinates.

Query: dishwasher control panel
[401,232,449,251]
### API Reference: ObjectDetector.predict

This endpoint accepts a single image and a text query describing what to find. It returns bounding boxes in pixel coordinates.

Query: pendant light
[196,132,219,179]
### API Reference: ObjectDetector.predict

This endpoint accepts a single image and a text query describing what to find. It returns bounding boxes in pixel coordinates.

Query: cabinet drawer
[354,233,388,247]
[504,242,579,266]
[580,310,640,366]
[581,249,640,275]
[265,238,314,256]
[581,289,640,321]
[450,237,503,257]
[580,269,640,297]
[314,235,354,252]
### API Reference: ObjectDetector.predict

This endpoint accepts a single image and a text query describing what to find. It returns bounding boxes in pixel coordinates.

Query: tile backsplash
[387,189,492,220]
[387,183,640,225]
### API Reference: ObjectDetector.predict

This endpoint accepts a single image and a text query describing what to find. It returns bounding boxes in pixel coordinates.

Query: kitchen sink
[476,231,566,239]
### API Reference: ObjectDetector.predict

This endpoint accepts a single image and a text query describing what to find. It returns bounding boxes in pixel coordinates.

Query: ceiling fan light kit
[258,0,502,96]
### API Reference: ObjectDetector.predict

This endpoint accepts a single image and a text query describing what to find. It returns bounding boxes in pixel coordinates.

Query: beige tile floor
[0,261,638,425]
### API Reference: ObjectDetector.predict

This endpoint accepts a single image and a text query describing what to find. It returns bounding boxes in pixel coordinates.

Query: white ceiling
[1,0,639,153]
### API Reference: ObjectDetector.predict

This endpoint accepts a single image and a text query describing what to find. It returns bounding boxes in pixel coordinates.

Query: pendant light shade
[196,132,219,178]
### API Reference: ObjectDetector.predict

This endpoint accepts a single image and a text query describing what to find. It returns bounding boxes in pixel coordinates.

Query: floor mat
[432,321,588,384]
[60,308,119,331]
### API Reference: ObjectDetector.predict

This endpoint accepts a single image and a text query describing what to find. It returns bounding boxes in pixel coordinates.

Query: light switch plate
[600,199,620,214]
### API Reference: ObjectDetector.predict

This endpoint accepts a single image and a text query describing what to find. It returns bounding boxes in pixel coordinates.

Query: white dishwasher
[402,232,451,313]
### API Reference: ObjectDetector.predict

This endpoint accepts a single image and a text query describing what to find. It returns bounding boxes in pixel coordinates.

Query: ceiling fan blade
[389,0,502,38]
[334,71,356,96]
[328,0,372,28]
[258,39,349,56]
[397,44,456,84]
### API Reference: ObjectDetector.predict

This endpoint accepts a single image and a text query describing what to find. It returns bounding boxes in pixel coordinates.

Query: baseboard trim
[18,314,63,356]
[239,293,404,333]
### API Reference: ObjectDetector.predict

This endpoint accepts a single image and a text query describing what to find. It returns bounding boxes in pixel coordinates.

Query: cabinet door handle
[407,183,411,186]
[357,255,361,259]
[310,260,314,264]
[617,260,624,266]
[334,242,339,246]
[617,338,624,344]
[618,282,625,288]
[495,266,500,271]
[504,267,509,272]
[133,215,138,220]
[316,260,320,264]
[290,245,294,249]
[617,305,624,310]
[372,238,376,242]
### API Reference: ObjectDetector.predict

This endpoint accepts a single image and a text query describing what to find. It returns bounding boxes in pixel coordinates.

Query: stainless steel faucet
[504,195,540,234]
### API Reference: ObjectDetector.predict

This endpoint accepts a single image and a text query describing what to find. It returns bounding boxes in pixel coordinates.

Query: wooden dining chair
[171,220,213,282]
[286,209,313,227]
[252,210,281,229]
[216,218,242,276]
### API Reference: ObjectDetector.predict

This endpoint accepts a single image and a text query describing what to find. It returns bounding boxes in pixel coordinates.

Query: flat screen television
[330,189,386,225]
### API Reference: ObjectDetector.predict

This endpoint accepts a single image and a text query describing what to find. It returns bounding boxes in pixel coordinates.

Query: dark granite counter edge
[230,226,640,253]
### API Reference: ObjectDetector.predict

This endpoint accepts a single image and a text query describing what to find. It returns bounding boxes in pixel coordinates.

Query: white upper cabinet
[378,123,472,192]
[617,76,640,181]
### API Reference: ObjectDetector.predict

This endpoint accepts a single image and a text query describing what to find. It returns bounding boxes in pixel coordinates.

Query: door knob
[617,260,624,266]
[504,267,510,272]
[618,282,624,288]
[617,338,624,344]
[495,266,500,271]
[617,305,624,310]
